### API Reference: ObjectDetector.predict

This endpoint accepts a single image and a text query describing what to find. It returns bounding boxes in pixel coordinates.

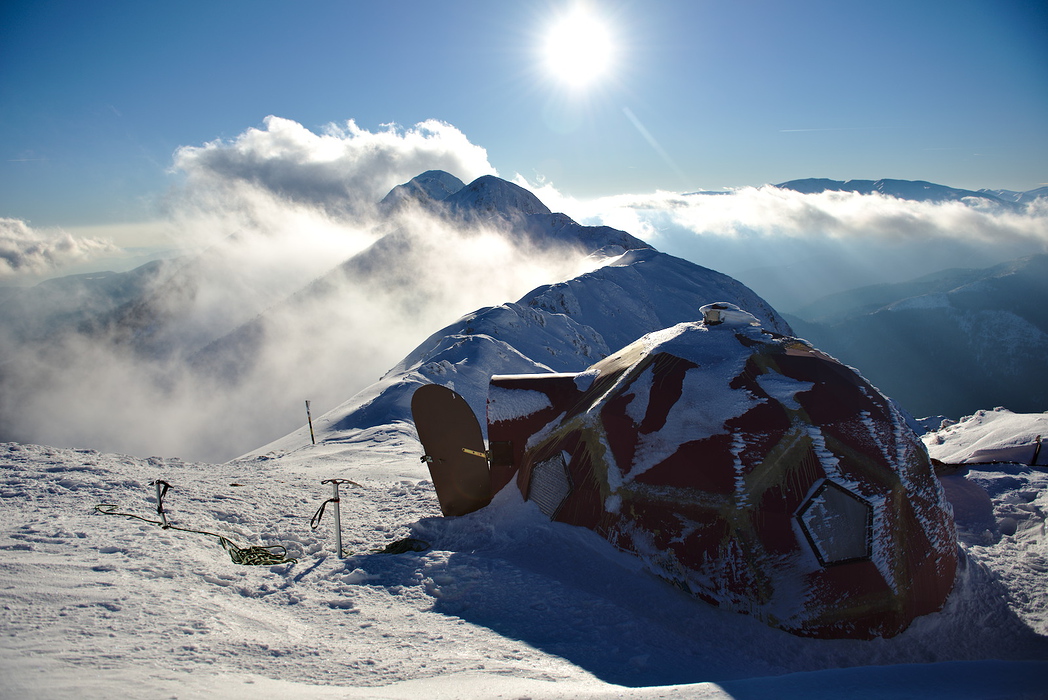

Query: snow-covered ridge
[885,293,951,311]
[246,247,790,458]
[446,174,553,218]
[979,185,1048,204]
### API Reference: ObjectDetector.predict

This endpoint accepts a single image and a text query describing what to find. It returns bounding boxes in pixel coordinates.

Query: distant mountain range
[774,178,1047,207]
[1,173,650,364]
[978,186,1048,204]
[688,177,1048,313]
[787,254,1048,419]
[0,261,168,353]
[682,178,1047,207]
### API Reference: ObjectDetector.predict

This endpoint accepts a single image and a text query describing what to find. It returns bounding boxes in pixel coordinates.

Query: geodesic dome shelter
[483,304,958,639]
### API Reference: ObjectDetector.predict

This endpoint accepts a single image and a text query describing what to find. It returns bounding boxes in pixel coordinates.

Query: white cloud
[510,177,1048,309]
[661,187,1048,245]
[0,218,117,277]
[172,116,496,218]
[511,181,1048,248]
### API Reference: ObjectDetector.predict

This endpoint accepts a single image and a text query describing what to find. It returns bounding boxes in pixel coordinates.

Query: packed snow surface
[2,413,1047,698]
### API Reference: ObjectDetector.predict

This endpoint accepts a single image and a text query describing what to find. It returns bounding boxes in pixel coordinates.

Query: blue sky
[1,0,1046,231]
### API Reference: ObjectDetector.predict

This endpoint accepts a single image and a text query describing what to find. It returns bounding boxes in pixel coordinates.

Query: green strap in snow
[94,503,297,566]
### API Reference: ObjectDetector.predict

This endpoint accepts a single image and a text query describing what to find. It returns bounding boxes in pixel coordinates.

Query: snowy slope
[2,415,1048,698]
[924,410,1048,637]
[789,254,1048,418]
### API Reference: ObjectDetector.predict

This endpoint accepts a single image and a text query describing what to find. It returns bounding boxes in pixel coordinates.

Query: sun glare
[544,9,614,88]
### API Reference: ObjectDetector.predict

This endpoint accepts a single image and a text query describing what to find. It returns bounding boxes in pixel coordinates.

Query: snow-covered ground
[2,408,1047,698]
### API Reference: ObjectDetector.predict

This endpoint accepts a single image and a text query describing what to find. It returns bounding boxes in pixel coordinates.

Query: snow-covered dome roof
[487,308,958,639]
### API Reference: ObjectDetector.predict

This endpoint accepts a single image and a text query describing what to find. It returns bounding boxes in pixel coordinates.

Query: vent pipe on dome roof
[700,302,762,328]
[702,303,728,325]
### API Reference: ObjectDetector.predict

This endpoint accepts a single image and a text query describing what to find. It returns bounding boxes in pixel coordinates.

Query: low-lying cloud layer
[0,216,595,462]
[527,179,1048,247]
[522,178,1048,308]
[0,218,117,277]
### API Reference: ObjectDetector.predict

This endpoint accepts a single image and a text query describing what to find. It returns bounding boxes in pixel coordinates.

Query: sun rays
[542,5,616,89]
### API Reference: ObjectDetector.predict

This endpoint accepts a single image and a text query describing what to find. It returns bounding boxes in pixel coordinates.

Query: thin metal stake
[305,400,316,445]
[152,480,170,529]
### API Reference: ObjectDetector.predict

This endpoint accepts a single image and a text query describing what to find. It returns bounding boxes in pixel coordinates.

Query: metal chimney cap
[700,302,761,328]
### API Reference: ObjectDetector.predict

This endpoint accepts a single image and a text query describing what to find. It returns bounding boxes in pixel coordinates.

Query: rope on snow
[96,479,431,564]
[94,480,297,566]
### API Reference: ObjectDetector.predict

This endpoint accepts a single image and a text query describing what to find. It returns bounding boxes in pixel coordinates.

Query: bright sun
[543,9,614,88]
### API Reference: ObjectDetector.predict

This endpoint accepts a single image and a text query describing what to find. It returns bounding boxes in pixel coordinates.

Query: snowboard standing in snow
[411,384,492,517]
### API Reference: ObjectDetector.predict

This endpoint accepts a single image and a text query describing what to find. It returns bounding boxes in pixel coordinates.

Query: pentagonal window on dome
[798,480,872,566]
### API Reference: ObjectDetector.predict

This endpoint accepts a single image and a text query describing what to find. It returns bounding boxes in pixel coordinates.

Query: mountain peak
[379,170,466,211]
[444,175,552,219]
[412,170,467,197]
